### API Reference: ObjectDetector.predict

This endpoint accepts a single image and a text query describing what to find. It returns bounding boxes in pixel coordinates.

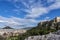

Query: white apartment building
[54,17,60,22]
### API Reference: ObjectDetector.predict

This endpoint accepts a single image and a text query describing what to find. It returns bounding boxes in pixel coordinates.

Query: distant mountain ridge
[3,26,13,29]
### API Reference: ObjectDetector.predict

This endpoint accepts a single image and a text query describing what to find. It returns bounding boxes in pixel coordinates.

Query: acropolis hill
[38,17,60,29]
[25,17,60,40]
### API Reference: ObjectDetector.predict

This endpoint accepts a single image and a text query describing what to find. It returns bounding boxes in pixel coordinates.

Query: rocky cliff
[25,30,60,40]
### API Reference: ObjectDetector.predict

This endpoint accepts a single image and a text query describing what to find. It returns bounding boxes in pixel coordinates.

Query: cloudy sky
[0,0,60,29]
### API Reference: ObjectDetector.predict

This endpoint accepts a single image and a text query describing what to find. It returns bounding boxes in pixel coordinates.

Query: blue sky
[0,0,60,29]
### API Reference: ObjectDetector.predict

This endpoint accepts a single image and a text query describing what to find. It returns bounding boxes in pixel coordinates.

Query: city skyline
[0,0,60,29]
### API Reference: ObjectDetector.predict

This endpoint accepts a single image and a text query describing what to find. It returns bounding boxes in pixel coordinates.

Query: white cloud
[39,17,50,22]
[44,17,50,21]
[24,0,60,18]
[6,0,60,17]
[4,0,60,19]
[47,0,55,3]
[48,0,60,10]
[25,7,48,18]
[0,16,19,25]
[7,0,19,3]
[0,16,39,28]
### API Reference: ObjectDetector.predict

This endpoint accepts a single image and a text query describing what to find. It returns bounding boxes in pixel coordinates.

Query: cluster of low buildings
[0,29,27,37]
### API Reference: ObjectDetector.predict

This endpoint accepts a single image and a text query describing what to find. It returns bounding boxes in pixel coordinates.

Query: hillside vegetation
[17,20,60,40]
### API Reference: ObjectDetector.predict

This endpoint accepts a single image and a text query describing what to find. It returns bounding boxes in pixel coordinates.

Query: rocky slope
[25,30,60,40]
